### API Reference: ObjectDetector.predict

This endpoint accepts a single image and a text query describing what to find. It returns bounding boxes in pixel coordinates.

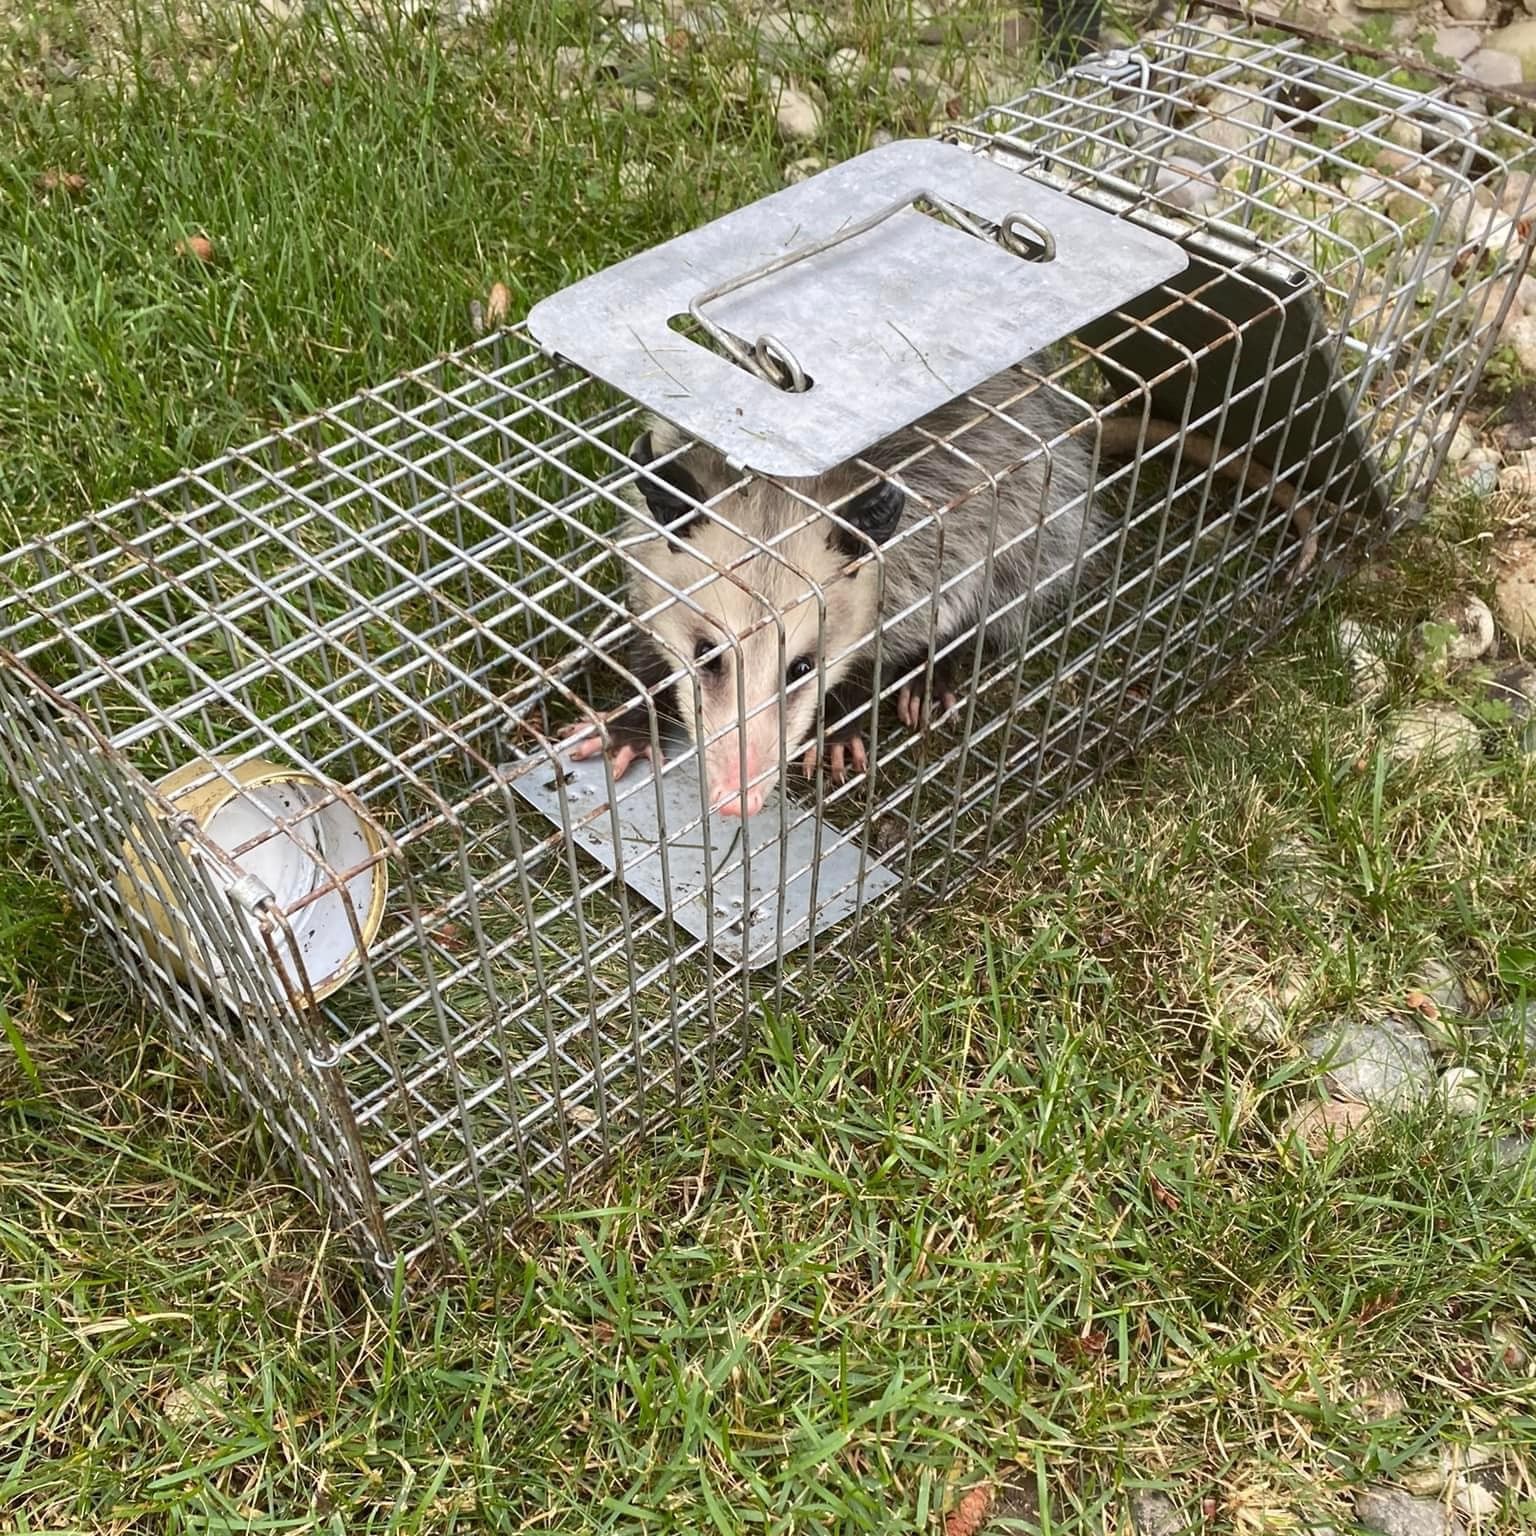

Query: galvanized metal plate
[503,737,897,969]
[527,137,1188,477]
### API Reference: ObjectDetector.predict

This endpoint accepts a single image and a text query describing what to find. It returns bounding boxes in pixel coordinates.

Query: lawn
[1,1,1534,1532]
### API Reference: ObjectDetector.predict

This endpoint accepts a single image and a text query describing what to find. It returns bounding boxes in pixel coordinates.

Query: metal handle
[685,187,1056,394]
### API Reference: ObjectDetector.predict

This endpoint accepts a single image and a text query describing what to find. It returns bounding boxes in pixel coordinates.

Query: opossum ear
[832,478,905,556]
[631,430,706,534]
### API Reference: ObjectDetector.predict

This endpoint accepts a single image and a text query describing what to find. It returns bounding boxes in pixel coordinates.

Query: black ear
[831,478,905,559]
[631,430,706,533]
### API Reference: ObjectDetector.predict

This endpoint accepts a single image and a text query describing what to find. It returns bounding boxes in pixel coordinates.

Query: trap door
[527,137,1187,477]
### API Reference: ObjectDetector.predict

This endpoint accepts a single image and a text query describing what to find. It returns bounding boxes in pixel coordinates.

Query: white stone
[1446,0,1488,18]
[1337,618,1390,699]
[1444,416,1478,463]
[1438,1066,1486,1115]
[1386,118,1423,154]
[1355,1487,1461,1536]
[1434,26,1481,61]
[1506,312,1536,372]
[1417,594,1496,664]
[783,155,823,185]
[1494,537,1536,646]
[770,79,822,141]
[1487,19,1536,80]
[1305,1016,1436,1107]
[1155,155,1221,211]
[1463,48,1523,89]
[1283,1097,1376,1153]
[826,47,867,86]
[1193,89,1265,153]
[1383,705,1482,765]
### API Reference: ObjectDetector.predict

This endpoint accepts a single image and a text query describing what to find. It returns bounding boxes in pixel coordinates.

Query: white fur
[621,367,1107,809]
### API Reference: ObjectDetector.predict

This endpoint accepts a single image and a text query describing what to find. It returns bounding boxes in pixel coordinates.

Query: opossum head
[622,420,905,818]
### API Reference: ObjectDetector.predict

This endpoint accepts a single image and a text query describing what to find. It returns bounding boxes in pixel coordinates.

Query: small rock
[1354,1377,1408,1421]
[1466,47,1527,89]
[1222,985,1288,1042]
[1268,835,1328,905]
[1446,0,1488,18]
[1438,1066,1486,1115]
[869,127,896,149]
[1491,1320,1531,1373]
[1443,417,1478,464]
[1410,958,1470,1016]
[1155,155,1221,211]
[1193,89,1266,154]
[1487,19,1536,81]
[1354,0,1416,9]
[1283,1097,1376,1153]
[622,86,657,114]
[1131,1490,1187,1536]
[1355,1486,1463,1536]
[162,1370,229,1430]
[618,159,653,197]
[1461,461,1501,496]
[1501,171,1536,215]
[1434,26,1482,61]
[771,79,822,141]
[1305,1015,1435,1107]
[1495,1134,1531,1166]
[783,155,823,185]
[826,46,868,87]
[1416,594,1496,666]
[1338,618,1390,699]
[1383,704,1482,765]
[1505,310,1536,373]
[1493,538,1536,647]
[1386,118,1423,154]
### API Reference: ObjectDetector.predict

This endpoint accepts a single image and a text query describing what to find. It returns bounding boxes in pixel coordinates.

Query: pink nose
[716,785,767,819]
[711,743,765,818]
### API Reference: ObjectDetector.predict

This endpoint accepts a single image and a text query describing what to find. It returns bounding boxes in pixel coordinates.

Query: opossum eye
[693,637,723,675]
[785,655,815,686]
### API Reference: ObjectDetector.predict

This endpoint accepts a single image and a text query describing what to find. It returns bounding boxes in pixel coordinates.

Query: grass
[2,1,1536,1531]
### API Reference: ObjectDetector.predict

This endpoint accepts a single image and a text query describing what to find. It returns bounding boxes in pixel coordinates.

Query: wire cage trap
[1,14,1533,1275]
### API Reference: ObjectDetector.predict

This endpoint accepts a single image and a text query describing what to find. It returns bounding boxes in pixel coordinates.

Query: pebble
[1437,1066,1486,1115]
[1223,985,1288,1042]
[1446,0,1487,18]
[826,47,868,87]
[1411,958,1471,1016]
[1433,25,1482,61]
[771,79,822,141]
[1500,312,1536,376]
[1491,1320,1531,1372]
[1354,1378,1408,1421]
[1462,48,1522,89]
[1443,417,1478,464]
[1305,1015,1434,1107]
[1130,1490,1186,1536]
[1461,461,1501,496]
[1338,618,1390,699]
[1495,1134,1531,1166]
[1283,1097,1376,1153]
[1355,1487,1464,1536]
[1155,155,1221,211]
[1193,89,1266,154]
[1417,594,1496,666]
[1493,538,1536,646]
[1383,704,1482,765]
[1487,19,1536,80]
[783,155,823,185]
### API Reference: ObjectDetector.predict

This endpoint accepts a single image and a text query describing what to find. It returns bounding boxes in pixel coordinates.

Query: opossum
[564,370,1311,818]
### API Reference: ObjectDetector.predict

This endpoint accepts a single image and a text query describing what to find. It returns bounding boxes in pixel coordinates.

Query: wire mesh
[0,17,1531,1274]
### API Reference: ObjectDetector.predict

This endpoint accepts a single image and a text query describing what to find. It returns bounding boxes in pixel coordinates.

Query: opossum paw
[801,732,868,786]
[559,721,655,779]
[895,684,961,731]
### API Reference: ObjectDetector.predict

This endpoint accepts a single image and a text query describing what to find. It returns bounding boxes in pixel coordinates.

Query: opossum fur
[583,368,1114,816]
